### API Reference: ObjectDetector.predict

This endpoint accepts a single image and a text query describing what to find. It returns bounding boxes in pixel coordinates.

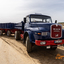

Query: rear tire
[0,30,3,36]
[7,30,11,37]
[63,44,64,46]
[50,46,57,50]
[26,36,32,53]
[15,31,20,40]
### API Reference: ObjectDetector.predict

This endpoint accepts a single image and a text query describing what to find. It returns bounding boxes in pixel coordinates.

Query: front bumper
[35,39,64,46]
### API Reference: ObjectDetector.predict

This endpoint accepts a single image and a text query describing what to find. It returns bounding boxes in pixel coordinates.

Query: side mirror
[24,17,26,23]
[55,20,57,23]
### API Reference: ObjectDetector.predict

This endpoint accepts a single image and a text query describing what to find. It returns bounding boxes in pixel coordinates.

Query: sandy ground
[0,38,35,64]
[0,35,64,64]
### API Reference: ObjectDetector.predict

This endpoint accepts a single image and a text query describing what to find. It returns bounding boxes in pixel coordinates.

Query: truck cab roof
[26,14,51,18]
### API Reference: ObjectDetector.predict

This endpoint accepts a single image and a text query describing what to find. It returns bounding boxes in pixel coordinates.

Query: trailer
[0,14,64,53]
[0,22,24,37]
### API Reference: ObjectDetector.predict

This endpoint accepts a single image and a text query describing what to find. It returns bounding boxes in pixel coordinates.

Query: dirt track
[0,34,64,64]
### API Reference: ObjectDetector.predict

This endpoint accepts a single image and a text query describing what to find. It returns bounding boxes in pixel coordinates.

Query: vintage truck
[0,14,64,53]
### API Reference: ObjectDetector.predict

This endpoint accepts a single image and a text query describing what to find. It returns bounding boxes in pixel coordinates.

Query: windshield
[30,15,52,23]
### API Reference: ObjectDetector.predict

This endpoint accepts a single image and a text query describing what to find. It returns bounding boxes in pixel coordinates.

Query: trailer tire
[0,30,3,36]
[26,36,32,53]
[7,31,11,37]
[15,31,20,40]
[50,46,57,50]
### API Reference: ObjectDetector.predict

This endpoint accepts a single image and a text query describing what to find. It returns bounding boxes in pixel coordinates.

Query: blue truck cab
[23,14,64,52]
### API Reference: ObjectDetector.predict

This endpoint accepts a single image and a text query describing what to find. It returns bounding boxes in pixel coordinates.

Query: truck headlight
[40,41,46,45]
[41,32,48,36]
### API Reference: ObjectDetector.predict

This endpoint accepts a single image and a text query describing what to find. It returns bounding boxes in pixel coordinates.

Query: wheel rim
[7,31,10,36]
[15,33,16,39]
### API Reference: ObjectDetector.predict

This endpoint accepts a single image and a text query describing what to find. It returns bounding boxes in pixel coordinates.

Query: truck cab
[23,14,64,53]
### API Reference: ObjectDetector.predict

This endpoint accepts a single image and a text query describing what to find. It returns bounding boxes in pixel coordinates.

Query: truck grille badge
[51,24,62,39]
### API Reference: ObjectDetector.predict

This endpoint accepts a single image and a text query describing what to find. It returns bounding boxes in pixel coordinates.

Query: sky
[0,0,64,23]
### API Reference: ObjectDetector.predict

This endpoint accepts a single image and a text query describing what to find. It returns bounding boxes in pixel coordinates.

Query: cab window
[26,17,29,23]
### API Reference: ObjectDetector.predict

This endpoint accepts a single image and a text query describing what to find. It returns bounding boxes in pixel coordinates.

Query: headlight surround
[41,32,48,36]
[35,32,48,36]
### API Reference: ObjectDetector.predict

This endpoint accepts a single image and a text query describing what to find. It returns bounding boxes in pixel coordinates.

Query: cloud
[0,0,64,23]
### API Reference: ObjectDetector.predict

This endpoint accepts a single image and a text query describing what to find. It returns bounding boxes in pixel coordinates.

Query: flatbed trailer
[0,14,64,53]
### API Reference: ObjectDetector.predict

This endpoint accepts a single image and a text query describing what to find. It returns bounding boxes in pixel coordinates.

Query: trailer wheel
[50,46,57,50]
[0,30,3,36]
[15,31,20,40]
[7,31,11,37]
[26,36,32,53]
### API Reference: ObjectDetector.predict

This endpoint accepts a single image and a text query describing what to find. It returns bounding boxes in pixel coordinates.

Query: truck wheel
[50,46,57,50]
[7,31,11,37]
[26,36,32,53]
[15,31,20,40]
[0,30,3,36]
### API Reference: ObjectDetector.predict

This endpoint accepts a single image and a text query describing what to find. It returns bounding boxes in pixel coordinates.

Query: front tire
[26,36,32,53]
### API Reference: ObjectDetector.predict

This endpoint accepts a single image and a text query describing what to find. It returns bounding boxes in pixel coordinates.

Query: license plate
[54,40,62,43]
